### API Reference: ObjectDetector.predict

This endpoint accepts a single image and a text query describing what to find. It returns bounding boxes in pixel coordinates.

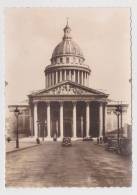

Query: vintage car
[62,137,72,146]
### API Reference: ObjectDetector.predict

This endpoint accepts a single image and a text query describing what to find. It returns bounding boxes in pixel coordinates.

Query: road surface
[6,141,132,187]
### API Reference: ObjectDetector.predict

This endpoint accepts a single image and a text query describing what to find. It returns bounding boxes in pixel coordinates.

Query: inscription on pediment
[48,84,90,95]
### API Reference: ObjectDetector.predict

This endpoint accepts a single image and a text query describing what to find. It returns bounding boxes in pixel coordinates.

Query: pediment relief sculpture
[48,84,91,95]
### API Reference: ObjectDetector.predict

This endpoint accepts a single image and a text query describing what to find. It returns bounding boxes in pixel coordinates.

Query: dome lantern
[63,18,72,40]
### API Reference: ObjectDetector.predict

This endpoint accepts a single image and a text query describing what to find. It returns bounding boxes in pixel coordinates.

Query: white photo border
[0,0,137,195]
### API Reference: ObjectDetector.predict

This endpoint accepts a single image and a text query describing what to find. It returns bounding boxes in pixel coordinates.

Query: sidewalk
[6,137,39,153]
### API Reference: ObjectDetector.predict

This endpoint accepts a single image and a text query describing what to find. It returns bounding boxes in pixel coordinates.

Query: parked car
[62,137,72,146]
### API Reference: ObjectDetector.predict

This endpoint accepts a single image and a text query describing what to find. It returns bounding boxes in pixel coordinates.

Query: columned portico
[31,99,108,140]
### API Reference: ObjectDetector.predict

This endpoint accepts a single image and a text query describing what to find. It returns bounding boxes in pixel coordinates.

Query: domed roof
[52,39,84,59]
[51,22,84,59]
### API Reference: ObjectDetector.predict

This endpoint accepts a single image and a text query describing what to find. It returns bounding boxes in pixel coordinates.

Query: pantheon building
[8,22,128,140]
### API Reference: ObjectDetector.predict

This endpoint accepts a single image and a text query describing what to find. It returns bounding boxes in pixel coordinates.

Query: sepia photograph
[5,7,132,188]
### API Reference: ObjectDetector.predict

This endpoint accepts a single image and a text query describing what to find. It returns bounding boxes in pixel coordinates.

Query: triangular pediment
[46,83,94,95]
[30,81,108,97]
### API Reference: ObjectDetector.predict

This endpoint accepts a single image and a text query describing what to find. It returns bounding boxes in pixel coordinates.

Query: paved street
[6,141,132,187]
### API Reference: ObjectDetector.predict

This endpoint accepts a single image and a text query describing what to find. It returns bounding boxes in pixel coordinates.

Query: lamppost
[115,104,122,146]
[14,106,21,148]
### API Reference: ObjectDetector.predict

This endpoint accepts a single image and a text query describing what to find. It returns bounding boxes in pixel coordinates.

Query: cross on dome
[66,17,69,26]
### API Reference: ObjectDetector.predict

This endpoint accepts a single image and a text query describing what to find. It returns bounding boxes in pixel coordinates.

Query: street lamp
[114,105,122,146]
[14,107,21,148]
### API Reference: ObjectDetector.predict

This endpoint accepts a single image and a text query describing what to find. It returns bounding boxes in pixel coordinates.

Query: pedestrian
[36,137,40,144]
[100,137,103,144]
[97,137,99,144]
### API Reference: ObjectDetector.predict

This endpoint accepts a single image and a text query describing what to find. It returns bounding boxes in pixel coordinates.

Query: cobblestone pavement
[6,141,132,187]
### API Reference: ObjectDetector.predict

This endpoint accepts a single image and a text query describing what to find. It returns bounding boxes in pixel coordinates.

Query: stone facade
[7,22,129,140]
[28,23,109,140]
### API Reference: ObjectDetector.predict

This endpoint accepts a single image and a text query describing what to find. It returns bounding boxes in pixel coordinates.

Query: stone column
[48,73,50,87]
[60,102,64,138]
[73,102,77,138]
[99,103,103,137]
[29,108,33,136]
[83,72,85,86]
[58,71,60,83]
[111,111,114,131]
[48,74,50,88]
[81,71,83,85]
[51,73,53,86]
[87,73,89,86]
[47,74,49,88]
[62,70,64,81]
[56,71,58,84]
[52,72,54,85]
[64,70,66,81]
[78,70,80,84]
[50,73,52,86]
[104,104,107,137]
[85,73,87,86]
[83,72,85,85]
[60,70,62,82]
[73,70,76,82]
[79,71,82,84]
[86,102,90,137]
[45,74,47,88]
[54,72,56,85]
[34,102,38,138]
[47,102,51,138]
[69,70,71,81]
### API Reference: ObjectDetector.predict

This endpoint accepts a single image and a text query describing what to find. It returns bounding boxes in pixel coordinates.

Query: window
[60,57,63,63]
[66,57,69,63]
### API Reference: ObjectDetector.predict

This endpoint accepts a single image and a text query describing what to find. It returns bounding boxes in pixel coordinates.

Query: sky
[5,8,131,110]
